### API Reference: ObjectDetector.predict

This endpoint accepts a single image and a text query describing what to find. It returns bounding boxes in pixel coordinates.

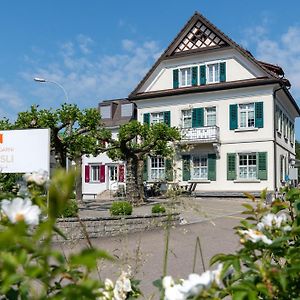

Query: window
[192,156,208,180]
[121,103,133,117]
[277,109,282,133]
[239,103,255,128]
[100,106,111,119]
[291,123,295,144]
[90,165,100,182]
[151,112,164,124]
[179,68,191,87]
[182,109,192,128]
[109,166,118,181]
[238,154,257,180]
[207,63,220,83]
[150,157,165,180]
[280,155,284,181]
[205,107,216,126]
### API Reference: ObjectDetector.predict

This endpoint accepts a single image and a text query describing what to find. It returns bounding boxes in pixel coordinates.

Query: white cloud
[243,25,300,98]
[21,36,162,108]
[0,82,25,119]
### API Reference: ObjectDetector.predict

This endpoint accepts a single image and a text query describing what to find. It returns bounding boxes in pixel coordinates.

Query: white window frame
[90,165,100,182]
[238,153,257,180]
[207,63,220,84]
[205,107,216,126]
[182,109,192,128]
[151,112,164,125]
[179,67,192,87]
[239,103,255,129]
[109,165,118,181]
[150,157,165,180]
[191,155,208,180]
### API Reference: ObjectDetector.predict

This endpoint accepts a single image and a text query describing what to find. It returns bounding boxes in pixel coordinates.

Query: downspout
[273,84,285,192]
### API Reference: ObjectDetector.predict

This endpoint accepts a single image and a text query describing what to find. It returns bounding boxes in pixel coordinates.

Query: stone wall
[54,213,180,242]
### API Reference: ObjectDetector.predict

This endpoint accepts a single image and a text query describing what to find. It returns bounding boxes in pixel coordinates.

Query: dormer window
[121,103,133,117]
[180,67,192,87]
[100,105,111,119]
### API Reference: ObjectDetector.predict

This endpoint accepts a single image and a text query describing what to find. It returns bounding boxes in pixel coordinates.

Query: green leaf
[232,291,248,300]
[244,192,255,201]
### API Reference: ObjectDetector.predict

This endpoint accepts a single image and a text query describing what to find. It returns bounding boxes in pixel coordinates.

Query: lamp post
[33,77,70,170]
[33,77,69,102]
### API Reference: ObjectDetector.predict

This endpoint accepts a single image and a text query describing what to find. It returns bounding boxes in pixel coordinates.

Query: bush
[151,203,166,214]
[60,199,78,218]
[110,201,132,216]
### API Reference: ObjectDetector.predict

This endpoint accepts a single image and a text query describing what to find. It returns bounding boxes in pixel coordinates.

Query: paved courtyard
[58,197,246,297]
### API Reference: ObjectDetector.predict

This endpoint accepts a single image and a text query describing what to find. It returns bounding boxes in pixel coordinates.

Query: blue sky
[1,0,300,137]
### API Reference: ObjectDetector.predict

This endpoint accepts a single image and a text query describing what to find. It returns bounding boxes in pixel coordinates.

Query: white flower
[257,213,289,231]
[23,170,48,186]
[177,274,203,296]
[113,271,132,300]
[104,278,114,290]
[1,197,41,225]
[240,229,273,245]
[163,276,174,289]
[283,225,292,232]
[164,285,186,300]
[212,263,223,287]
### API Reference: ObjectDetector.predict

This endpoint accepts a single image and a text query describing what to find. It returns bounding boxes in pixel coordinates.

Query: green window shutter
[255,102,264,128]
[164,111,171,127]
[165,159,173,181]
[182,155,191,181]
[258,152,267,180]
[143,113,150,126]
[143,157,148,181]
[173,69,179,89]
[208,154,216,181]
[192,108,204,128]
[227,153,236,180]
[219,62,226,82]
[192,66,198,86]
[229,104,238,130]
[200,65,206,85]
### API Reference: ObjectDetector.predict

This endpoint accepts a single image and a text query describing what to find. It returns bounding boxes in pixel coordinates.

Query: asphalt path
[60,198,245,298]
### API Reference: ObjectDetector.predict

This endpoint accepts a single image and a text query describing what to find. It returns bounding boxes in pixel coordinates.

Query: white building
[129,12,299,196]
[83,12,299,197]
[82,99,135,198]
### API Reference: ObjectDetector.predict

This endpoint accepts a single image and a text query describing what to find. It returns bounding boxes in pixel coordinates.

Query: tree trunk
[74,157,83,203]
[126,157,145,206]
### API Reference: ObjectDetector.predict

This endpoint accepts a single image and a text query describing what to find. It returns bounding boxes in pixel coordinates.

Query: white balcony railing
[181,126,219,143]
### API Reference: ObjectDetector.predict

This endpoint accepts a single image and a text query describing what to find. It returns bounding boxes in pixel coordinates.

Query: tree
[107,121,181,206]
[12,104,111,201]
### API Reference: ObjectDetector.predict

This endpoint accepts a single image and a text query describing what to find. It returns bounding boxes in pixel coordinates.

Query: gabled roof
[129,11,287,98]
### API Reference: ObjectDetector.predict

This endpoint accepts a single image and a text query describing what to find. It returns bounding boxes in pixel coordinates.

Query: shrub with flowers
[0,169,141,299]
[157,188,300,299]
[1,168,300,299]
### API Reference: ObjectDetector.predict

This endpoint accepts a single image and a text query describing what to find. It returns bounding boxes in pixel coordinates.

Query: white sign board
[289,167,298,180]
[0,128,50,174]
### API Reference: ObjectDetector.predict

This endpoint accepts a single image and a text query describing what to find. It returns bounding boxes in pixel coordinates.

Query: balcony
[181,126,220,143]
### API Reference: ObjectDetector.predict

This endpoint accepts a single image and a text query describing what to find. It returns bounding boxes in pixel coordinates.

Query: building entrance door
[108,165,118,190]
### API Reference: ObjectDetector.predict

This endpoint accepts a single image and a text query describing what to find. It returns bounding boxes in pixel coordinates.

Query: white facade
[82,12,299,197]
[129,12,300,195]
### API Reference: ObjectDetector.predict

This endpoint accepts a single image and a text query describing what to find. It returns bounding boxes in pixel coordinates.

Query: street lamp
[33,77,69,102]
[33,77,70,171]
